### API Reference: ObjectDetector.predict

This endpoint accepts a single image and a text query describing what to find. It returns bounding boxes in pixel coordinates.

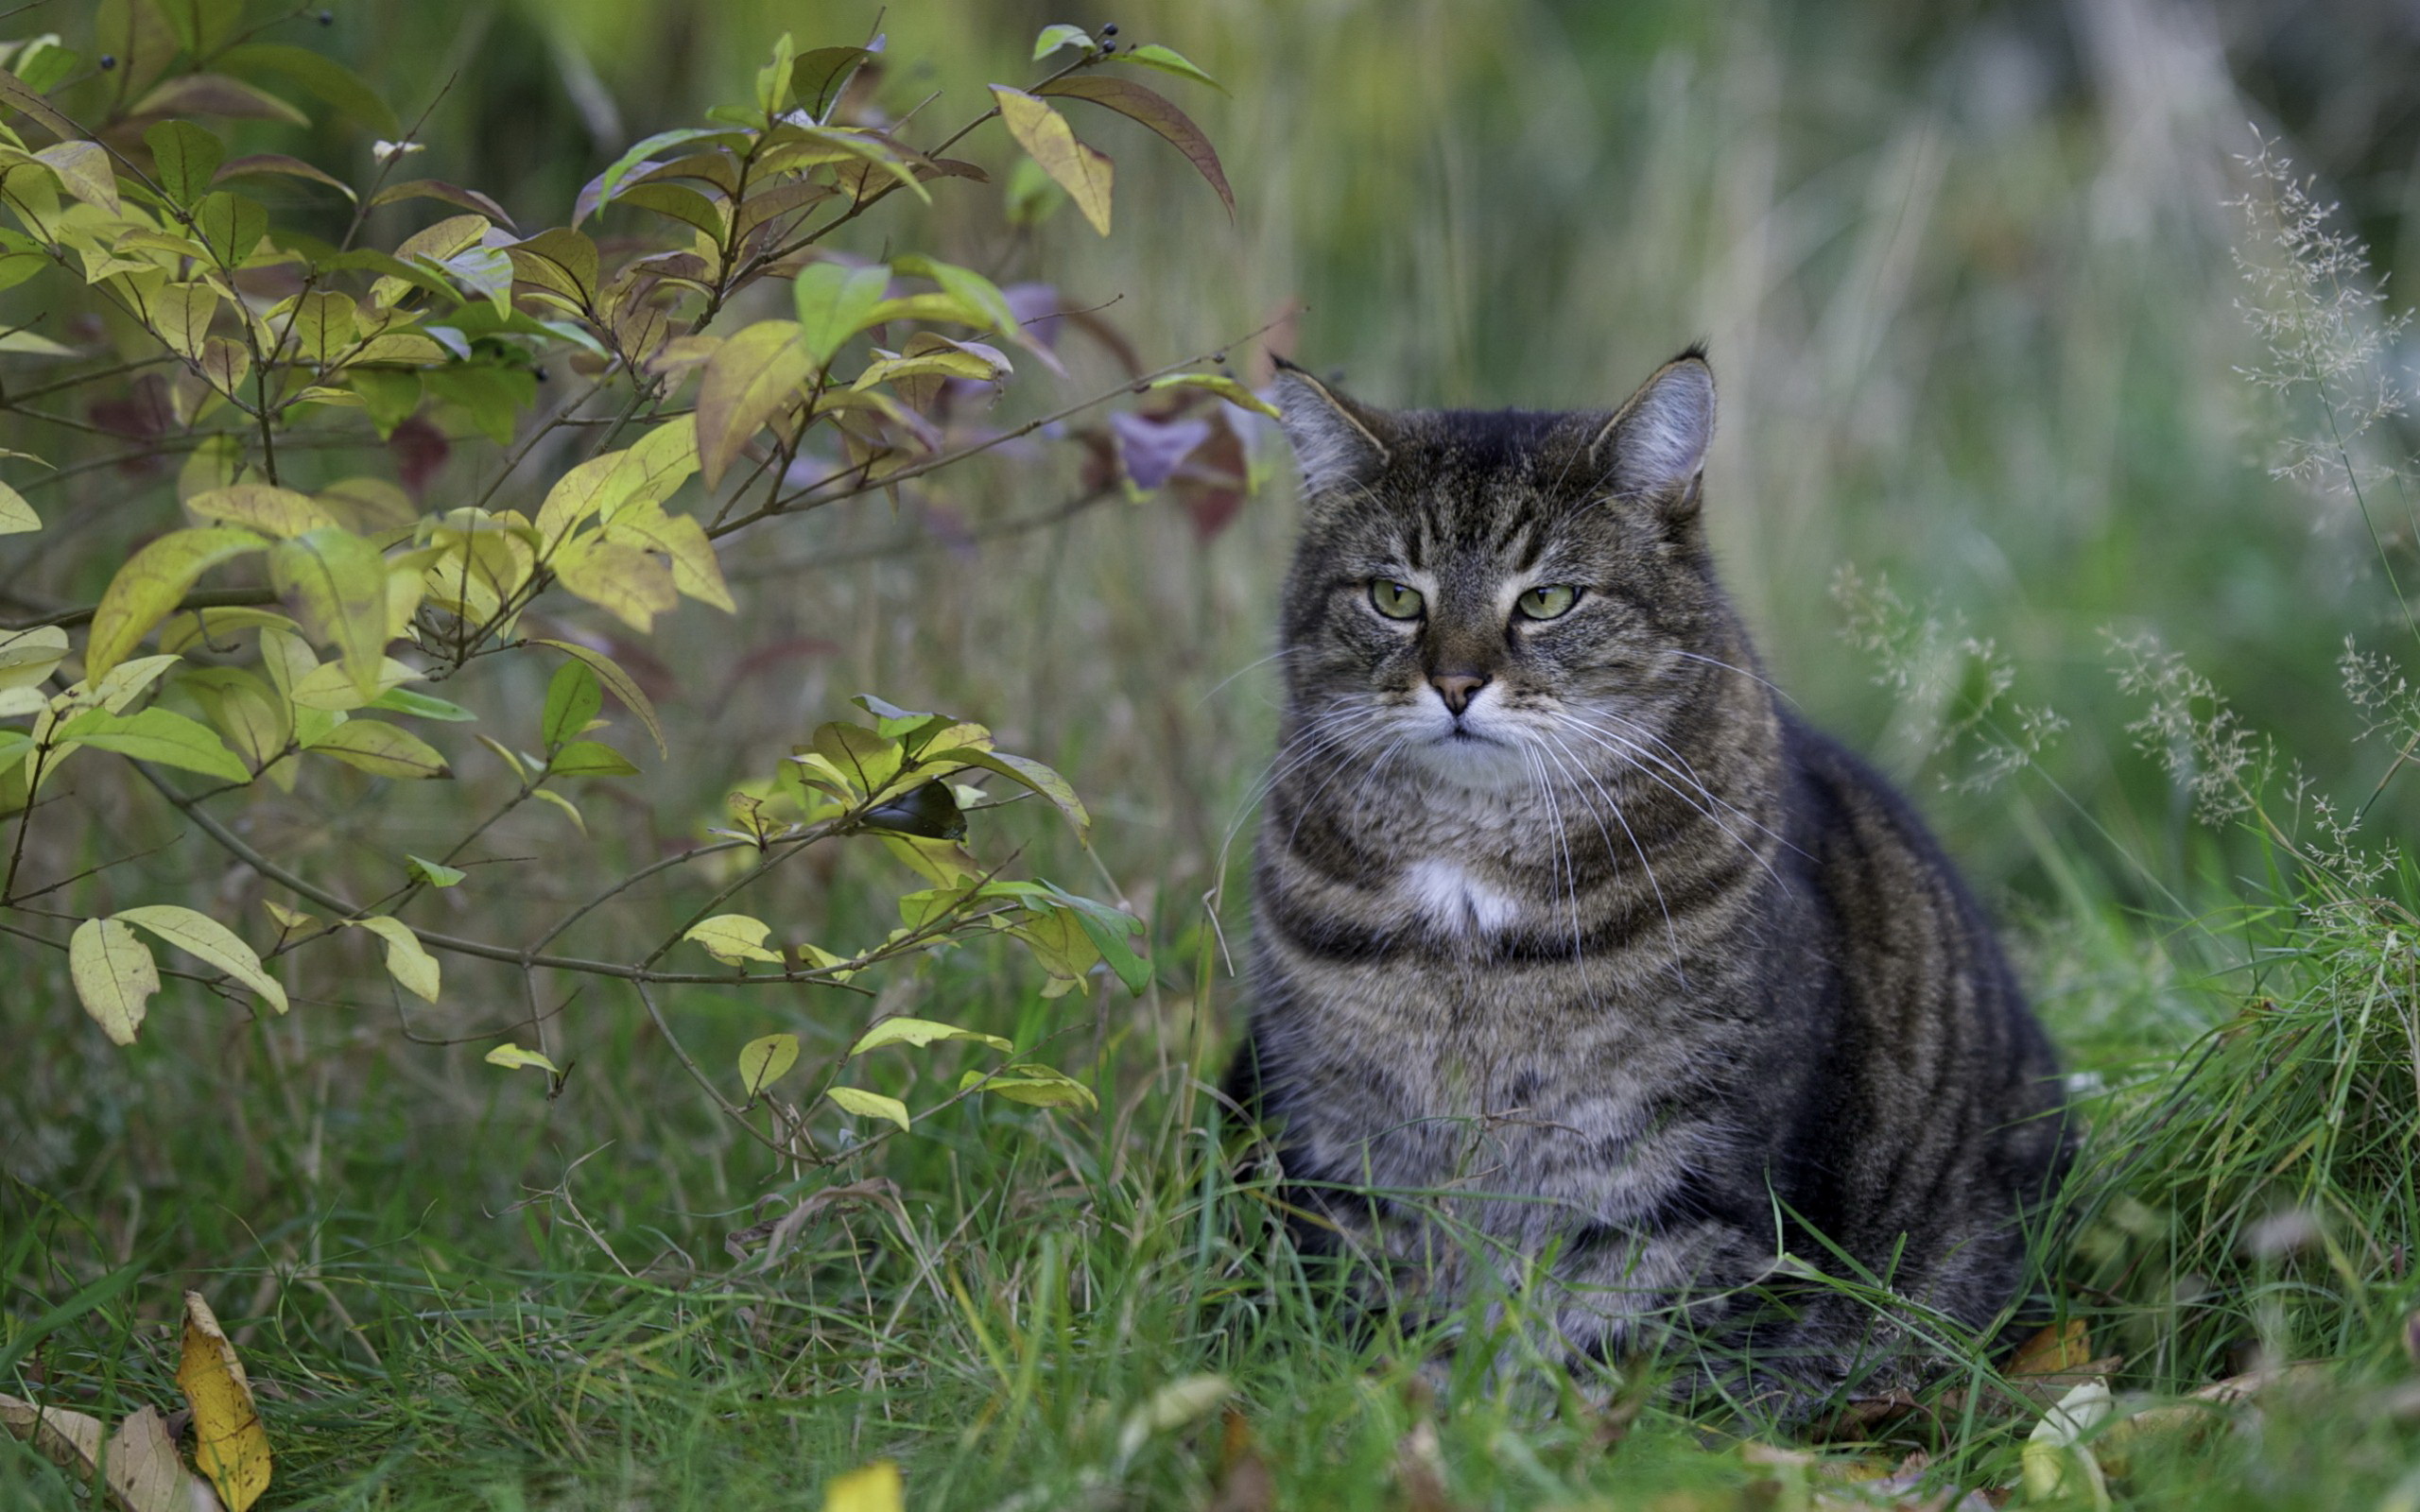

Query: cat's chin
[1404,730,1533,791]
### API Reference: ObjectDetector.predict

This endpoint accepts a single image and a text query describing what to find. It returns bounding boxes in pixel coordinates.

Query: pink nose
[1429,672,1489,715]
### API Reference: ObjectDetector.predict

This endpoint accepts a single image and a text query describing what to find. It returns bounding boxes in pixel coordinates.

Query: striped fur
[1228,353,2071,1415]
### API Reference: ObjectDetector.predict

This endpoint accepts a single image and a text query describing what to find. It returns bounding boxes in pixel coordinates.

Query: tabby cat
[1226,350,2071,1415]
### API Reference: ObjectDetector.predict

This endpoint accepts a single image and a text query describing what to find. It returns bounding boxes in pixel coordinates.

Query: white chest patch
[1402,858,1520,934]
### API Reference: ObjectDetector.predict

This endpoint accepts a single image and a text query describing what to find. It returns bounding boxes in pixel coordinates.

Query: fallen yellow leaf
[175,1292,270,1512]
[823,1459,903,1512]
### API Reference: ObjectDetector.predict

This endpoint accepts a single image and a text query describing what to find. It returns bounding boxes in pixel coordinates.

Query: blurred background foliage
[11,0,2420,1218]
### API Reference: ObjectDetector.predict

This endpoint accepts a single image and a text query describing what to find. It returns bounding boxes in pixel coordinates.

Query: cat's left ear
[1590,350,1714,515]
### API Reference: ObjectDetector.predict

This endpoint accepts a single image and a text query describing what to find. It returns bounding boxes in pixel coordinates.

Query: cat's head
[1271,351,1736,787]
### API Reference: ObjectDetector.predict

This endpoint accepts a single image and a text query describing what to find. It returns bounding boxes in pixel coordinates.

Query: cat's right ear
[1271,358,1392,497]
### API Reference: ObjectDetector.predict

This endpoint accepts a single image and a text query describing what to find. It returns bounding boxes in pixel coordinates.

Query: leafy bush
[0,14,1259,1153]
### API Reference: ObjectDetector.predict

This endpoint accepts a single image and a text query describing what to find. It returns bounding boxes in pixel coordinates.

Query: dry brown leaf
[0,1395,221,1512]
[1392,1418,1456,1512]
[1204,1407,1275,1512]
[175,1293,271,1512]
[2010,1319,2093,1377]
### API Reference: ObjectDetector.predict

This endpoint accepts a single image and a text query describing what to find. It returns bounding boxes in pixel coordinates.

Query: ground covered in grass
[7,850,2420,1511]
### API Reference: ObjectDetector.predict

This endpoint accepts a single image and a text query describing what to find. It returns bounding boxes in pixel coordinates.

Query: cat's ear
[1590,350,1714,513]
[1271,358,1392,497]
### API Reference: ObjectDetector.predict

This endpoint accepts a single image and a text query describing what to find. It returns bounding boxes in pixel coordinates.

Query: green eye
[1370,579,1425,620]
[1516,584,1580,620]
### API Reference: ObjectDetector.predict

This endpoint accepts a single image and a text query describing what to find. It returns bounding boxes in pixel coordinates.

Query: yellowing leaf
[147,281,221,359]
[1035,75,1234,217]
[599,499,735,611]
[484,1043,562,1074]
[850,1017,1013,1056]
[199,336,252,397]
[1148,370,1279,419]
[738,1032,800,1098]
[823,1460,904,1512]
[177,1291,272,1512]
[696,319,810,488]
[305,718,451,779]
[552,534,679,632]
[0,1394,215,1512]
[2023,1378,2114,1511]
[960,1065,1098,1110]
[533,416,698,547]
[55,706,253,782]
[70,917,159,1046]
[531,786,585,833]
[990,86,1113,235]
[0,479,39,534]
[347,915,440,1001]
[117,903,286,1015]
[270,526,390,699]
[0,626,68,689]
[34,141,120,214]
[290,655,420,712]
[685,914,783,966]
[85,526,269,680]
[188,482,339,539]
[925,747,1091,837]
[825,1086,910,1131]
[792,261,891,368]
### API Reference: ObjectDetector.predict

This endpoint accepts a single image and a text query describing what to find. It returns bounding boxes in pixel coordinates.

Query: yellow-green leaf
[85,526,268,681]
[738,1032,800,1098]
[990,86,1113,235]
[346,915,440,1001]
[2023,1380,2114,1509]
[0,626,67,689]
[533,416,698,547]
[851,1017,1013,1056]
[1120,43,1228,94]
[825,1086,910,1131]
[0,479,38,534]
[1148,371,1278,418]
[959,1064,1098,1110]
[405,854,464,887]
[34,141,119,214]
[305,718,450,779]
[176,1291,272,1512]
[70,917,160,1046]
[533,639,666,756]
[484,1043,561,1074]
[55,706,253,782]
[685,913,782,966]
[696,319,810,488]
[116,904,286,1015]
[531,786,585,833]
[270,526,389,698]
[552,534,678,632]
[599,499,735,611]
[925,747,1091,837]
[148,281,221,359]
[792,261,890,368]
[289,655,420,712]
[188,483,337,539]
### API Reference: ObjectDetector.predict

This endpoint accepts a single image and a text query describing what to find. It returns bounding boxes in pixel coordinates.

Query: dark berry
[317,8,333,22]
[533,367,548,382]
[98,54,116,69]
[1100,22,1118,35]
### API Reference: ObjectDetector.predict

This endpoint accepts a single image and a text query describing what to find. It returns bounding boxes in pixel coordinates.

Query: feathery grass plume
[2227,130,2415,515]
[2103,628,2266,826]
[1830,565,2064,792]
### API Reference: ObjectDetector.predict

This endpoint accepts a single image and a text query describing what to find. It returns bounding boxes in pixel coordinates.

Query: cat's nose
[1429,671,1490,715]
